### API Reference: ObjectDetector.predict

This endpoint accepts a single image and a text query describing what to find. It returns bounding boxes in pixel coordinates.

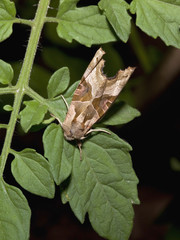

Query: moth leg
[86,128,111,135]
[77,142,83,161]
[50,113,63,127]
[61,95,69,109]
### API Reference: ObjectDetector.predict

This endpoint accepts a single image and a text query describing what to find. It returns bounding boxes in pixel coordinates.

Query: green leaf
[0,180,31,240]
[20,100,48,133]
[99,0,131,42]
[130,0,180,48]
[43,123,74,185]
[3,104,13,111]
[47,96,67,123]
[0,59,13,84]
[57,0,79,17]
[47,67,70,98]
[100,102,140,126]
[61,131,139,240]
[56,6,117,47]
[0,0,16,42]
[11,148,55,198]
[63,80,79,99]
[47,80,79,122]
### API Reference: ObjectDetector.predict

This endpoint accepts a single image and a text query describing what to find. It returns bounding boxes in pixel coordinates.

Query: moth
[55,48,135,157]
[61,48,135,140]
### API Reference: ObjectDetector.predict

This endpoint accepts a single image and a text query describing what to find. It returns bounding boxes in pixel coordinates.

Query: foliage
[0,0,179,239]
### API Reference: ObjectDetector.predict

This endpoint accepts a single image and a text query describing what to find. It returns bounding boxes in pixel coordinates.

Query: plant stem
[45,17,59,23]
[0,86,17,95]
[0,0,50,177]
[25,86,47,104]
[14,18,33,26]
[0,124,8,129]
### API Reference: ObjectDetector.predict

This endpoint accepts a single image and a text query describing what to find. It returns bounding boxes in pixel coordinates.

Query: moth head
[62,122,85,141]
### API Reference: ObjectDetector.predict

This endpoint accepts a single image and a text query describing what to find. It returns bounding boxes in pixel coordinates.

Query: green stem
[0,86,17,95]
[25,86,48,105]
[14,18,33,26]
[45,17,59,23]
[0,19,33,27]
[0,124,8,129]
[0,0,50,177]
[9,148,18,156]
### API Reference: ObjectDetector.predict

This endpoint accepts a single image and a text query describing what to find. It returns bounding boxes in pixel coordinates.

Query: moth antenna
[86,128,111,135]
[77,142,83,161]
[61,95,69,109]
[50,113,63,127]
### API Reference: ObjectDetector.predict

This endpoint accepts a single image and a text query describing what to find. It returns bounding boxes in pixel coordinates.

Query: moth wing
[98,66,135,116]
[83,67,135,131]
[70,58,107,132]
[62,48,107,138]
[72,48,106,102]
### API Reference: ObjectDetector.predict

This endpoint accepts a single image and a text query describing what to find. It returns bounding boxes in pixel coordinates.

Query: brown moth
[61,48,135,143]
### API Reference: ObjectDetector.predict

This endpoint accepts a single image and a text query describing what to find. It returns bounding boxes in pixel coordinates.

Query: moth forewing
[93,66,135,121]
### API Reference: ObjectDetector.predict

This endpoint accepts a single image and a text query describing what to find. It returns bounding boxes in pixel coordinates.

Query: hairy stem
[0,86,17,95]
[0,0,50,177]
[14,18,33,26]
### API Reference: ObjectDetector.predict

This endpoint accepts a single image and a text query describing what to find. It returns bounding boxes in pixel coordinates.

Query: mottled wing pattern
[62,48,135,140]
[62,48,106,139]
[94,66,135,119]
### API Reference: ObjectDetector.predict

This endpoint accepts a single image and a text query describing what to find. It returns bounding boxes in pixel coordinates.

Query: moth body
[62,48,135,142]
